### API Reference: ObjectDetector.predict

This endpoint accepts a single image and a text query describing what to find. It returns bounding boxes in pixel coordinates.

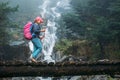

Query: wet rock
[0,44,30,61]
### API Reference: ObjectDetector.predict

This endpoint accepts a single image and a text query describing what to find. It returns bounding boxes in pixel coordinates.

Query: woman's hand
[40,28,46,32]
[39,35,45,40]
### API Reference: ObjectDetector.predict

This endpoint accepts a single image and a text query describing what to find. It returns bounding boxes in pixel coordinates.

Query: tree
[0,2,18,45]
[60,0,120,60]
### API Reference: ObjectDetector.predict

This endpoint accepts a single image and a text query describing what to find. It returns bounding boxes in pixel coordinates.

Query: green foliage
[55,39,90,57]
[62,13,85,39]
[54,39,72,53]
[64,40,89,56]
[0,2,18,45]
[59,0,120,60]
[0,2,18,20]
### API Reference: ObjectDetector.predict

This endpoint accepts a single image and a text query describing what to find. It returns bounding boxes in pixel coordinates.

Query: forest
[0,0,120,61]
[55,0,120,61]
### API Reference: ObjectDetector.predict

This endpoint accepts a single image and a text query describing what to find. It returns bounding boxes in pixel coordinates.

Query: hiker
[30,16,46,63]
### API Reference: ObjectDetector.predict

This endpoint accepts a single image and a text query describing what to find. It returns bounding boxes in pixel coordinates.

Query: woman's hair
[34,16,43,23]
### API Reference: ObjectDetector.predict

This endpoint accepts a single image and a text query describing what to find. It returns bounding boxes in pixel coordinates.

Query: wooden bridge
[0,60,120,77]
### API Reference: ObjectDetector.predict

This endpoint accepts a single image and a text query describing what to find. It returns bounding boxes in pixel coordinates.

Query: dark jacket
[31,23,41,38]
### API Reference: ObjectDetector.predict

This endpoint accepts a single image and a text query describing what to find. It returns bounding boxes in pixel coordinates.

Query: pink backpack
[23,21,33,40]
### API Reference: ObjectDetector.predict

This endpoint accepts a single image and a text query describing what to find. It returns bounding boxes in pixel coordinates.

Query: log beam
[0,61,120,77]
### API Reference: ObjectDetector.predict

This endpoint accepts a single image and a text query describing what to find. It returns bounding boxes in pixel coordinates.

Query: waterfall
[29,0,71,63]
[41,0,71,63]
[39,0,58,63]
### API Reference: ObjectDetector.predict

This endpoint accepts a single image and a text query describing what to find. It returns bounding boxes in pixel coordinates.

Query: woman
[30,16,46,63]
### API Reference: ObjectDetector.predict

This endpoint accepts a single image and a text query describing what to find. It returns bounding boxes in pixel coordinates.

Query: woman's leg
[32,38,42,59]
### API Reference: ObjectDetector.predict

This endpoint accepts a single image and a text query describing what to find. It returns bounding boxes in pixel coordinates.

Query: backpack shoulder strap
[30,23,34,33]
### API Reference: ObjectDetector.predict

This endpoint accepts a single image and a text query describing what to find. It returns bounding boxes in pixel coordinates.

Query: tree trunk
[98,41,106,59]
[0,60,120,77]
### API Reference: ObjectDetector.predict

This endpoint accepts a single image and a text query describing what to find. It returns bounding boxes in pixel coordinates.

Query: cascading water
[39,0,58,63]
